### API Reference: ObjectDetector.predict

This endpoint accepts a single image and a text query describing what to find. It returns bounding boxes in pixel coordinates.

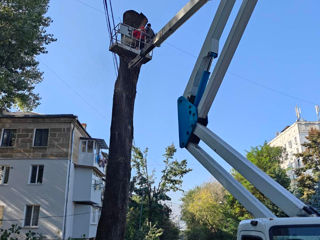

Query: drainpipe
[62,124,75,239]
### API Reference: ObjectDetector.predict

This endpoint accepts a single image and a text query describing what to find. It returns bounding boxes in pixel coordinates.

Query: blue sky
[36,0,320,205]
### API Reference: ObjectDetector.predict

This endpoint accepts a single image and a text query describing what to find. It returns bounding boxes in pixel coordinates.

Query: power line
[108,0,116,30]
[103,0,119,75]
[165,42,197,58]
[73,0,119,77]
[1,211,92,222]
[227,72,318,105]
[73,0,317,106]
[74,0,104,14]
[41,62,108,121]
[164,43,318,105]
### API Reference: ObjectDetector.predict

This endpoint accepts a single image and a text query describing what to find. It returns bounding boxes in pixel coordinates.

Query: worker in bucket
[145,23,155,43]
[133,24,146,49]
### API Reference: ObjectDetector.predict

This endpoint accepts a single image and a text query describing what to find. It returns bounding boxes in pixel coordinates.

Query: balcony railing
[78,138,108,173]
[73,168,104,205]
[109,23,153,63]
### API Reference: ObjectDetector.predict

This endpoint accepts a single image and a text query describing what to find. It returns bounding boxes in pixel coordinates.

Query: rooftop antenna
[295,106,302,121]
[316,105,320,121]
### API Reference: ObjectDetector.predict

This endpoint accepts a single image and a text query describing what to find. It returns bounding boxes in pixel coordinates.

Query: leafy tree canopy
[181,143,290,240]
[126,144,191,240]
[294,128,320,203]
[233,142,290,217]
[181,182,237,240]
[0,0,55,111]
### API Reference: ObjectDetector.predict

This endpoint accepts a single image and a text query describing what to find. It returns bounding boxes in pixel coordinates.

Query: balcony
[72,204,101,239]
[78,138,108,174]
[73,167,104,205]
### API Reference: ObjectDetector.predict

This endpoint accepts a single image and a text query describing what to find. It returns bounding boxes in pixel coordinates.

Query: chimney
[81,123,87,129]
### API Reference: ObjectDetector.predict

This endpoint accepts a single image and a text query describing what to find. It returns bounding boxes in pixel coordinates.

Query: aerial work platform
[109,23,152,64]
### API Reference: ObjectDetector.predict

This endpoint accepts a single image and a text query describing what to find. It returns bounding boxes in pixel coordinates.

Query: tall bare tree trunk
[96,10,148,240]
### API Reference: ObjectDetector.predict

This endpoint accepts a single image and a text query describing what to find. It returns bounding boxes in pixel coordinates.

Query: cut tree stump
[96,10,148,240]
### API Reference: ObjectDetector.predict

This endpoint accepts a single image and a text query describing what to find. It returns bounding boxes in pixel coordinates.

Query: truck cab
[237,217,320,240]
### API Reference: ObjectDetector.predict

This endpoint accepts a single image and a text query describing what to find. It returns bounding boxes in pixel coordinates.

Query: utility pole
[96,10,148,240]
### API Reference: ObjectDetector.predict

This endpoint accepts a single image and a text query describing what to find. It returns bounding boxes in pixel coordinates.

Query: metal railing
[110,23,153,56]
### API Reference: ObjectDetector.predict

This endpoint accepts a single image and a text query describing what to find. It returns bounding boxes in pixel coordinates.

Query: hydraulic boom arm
[177,0,319,218]
[129,0,208,69]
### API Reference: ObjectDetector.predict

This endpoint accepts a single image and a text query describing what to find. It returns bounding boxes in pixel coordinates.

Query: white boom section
[187,143,276,218]
[183,0,235,99]
[129,0,208,69]
[153,0,208,47]
[193,124,310,217]
[197,0,257,118]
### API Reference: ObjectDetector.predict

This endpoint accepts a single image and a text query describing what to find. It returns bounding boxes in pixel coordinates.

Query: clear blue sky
[36,0,320,204]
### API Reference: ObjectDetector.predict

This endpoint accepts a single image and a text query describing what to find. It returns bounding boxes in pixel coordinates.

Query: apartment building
[269,120,320,177]
[0,112,108,239]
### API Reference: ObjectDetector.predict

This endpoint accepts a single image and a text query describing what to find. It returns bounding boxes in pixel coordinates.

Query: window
[81,140,95,153]
[91,207,98,224]
[81,141,86,152]
[87,141,94,153]
[288,140,292,148]
[269,224,320,240]
[0,166,10,184]
[24,205,40,227]
[1,129,16,147]
[34,129,49,147]
[29,165,44,184]
[0,206,3,226]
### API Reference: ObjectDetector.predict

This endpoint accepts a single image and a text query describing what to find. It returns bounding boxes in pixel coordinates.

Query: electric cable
[103,0,119,74]
[164,42,318,105]
[1,211,92,222]
[42,62,108,121]
[73,0,118,76]
[108,0,116,31]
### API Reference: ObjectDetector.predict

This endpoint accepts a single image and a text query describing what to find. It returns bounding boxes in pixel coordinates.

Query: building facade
[269,120,320,177]
[0,113,107,239]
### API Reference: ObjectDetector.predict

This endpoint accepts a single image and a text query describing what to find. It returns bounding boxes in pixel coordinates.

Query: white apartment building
[0,112,108,239]
[269,120,320,176]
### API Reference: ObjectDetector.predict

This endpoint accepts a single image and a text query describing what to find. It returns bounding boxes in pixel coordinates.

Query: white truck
[238,218,320,240]
[112,0,320,239]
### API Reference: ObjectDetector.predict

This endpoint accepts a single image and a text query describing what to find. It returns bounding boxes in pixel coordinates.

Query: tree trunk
[96,10,148,240]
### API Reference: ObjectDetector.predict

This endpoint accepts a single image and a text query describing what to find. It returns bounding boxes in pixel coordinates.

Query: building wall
[73,167,103,206]
[71,126,89,164]
[269,121,320,171]
[297,122,320,145]
[72,204,91,238]
[0,115,104,239]
[0,118,73,160]
[0,159,68,239]
[63,161,75,240]
[72,204,99,239]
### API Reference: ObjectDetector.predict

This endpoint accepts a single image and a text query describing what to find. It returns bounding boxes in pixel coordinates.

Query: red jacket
[133,26,146,40]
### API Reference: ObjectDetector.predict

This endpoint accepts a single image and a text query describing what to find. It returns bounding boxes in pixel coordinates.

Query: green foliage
[143,222,163,240]
[0,224,43,240]
[0,0,56,111]
[232,142,290,217]
[181,143,290,240]
[181,182,238,240]
[126,144,191,240]
[310,182,320,211]
[294,128,320,203]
